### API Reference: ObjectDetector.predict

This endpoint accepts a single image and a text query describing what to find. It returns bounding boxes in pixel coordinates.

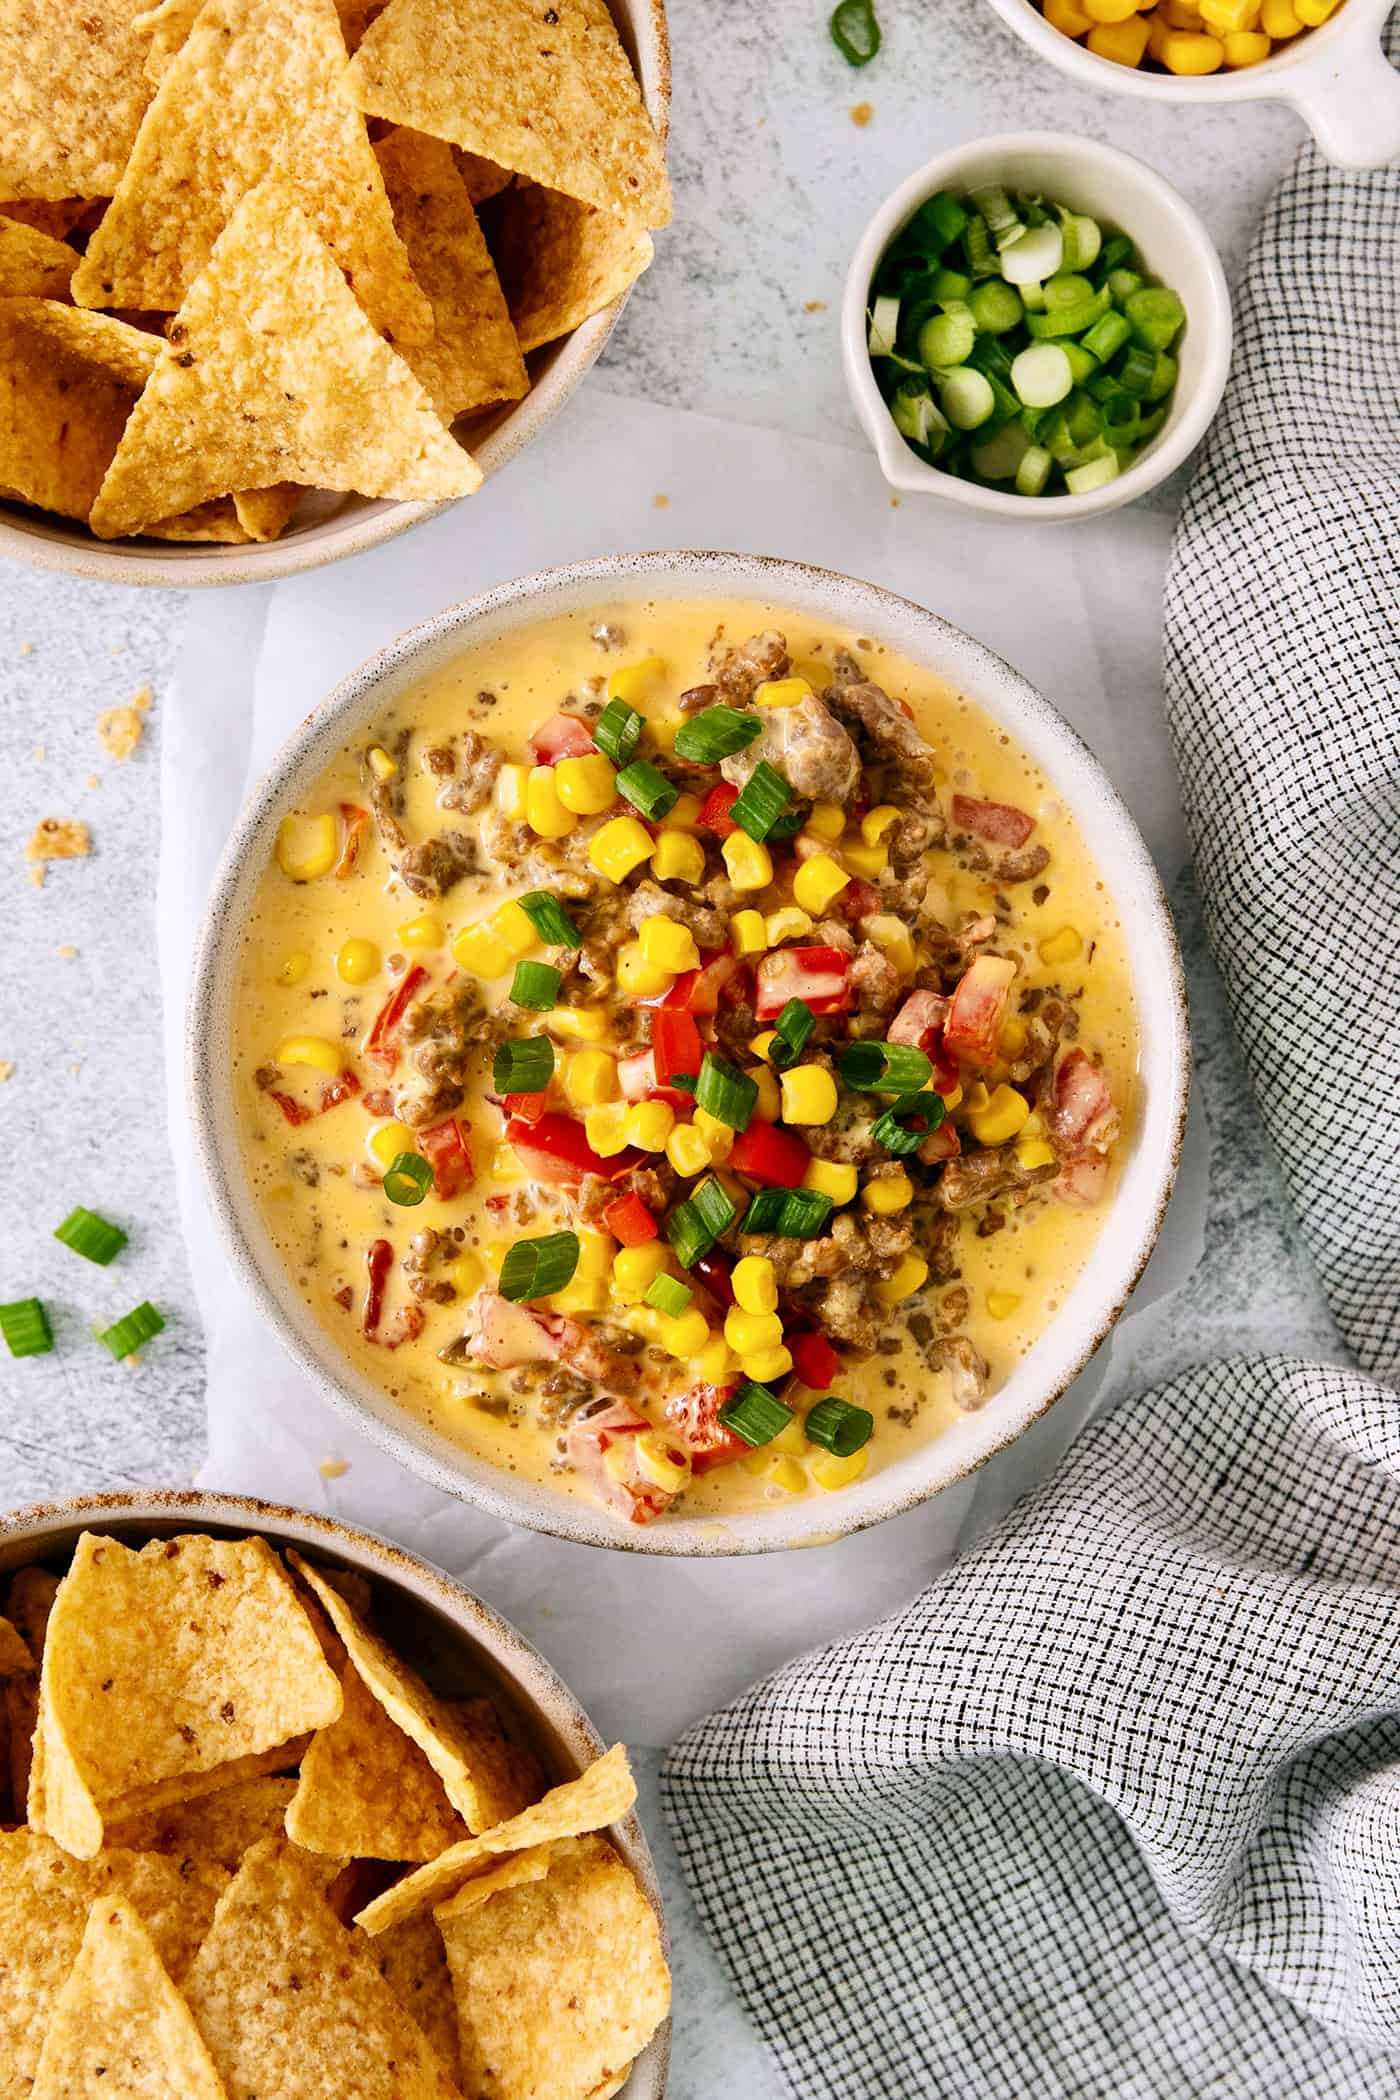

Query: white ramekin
[842,133,1233,524]
[985,0,1400,170]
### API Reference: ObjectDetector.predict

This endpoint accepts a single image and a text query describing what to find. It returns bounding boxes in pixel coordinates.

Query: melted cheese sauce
[232,599,1138,1521]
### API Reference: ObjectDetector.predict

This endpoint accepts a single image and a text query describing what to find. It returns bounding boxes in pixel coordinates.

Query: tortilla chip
[371,1914,461,2085]
[139,0,374,78]
[234,486,300,541]
[0,218,76,298]
[345,0,670,230]
[5,1569,58,1655]
[33,1530,341,1859]
[454,150,513,207]
[286,1662,467,1862]
[0,299,158,523]
[0,1828,227,2100]
[143,498,250,542]
[183,1838,460,2100]
[489,180,651,353]
[104,1774,299,1868]
[1,201,93,240]
[29,1892,229,2100]
[432,1843,553,1921]
[89,182,476,539]
[354,1741,635,1935]
[438,1833,669,2100]
[73,0,430,345]
[0,1618,30,1680]
[375,129,527,422]
[0,0,155,203]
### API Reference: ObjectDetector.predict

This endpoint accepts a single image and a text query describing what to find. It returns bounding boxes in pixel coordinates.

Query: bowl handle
[1293,32,1400,170]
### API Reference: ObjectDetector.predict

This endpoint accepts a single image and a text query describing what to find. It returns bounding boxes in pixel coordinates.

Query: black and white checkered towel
[661,92,1400,2100]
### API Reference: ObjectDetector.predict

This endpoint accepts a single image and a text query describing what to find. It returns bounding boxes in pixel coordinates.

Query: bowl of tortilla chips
[0,1490,672,2099]
[0,0,671,585]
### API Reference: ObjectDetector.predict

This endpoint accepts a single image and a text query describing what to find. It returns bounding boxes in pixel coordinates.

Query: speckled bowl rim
[0,1487,670,2100]
[0,0,670,590]
[188,550,1190,1556]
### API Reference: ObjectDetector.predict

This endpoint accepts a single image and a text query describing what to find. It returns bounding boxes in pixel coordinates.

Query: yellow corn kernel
[986,1290,1023,1321]
[651,830,706,885]
[612,1243,669,1302]
[722,833,773,891]
[489,899,538,957]
[695,1330,736,1383]
[732,1255,778,1316]
[447,1251,484,1299]
[275,811,339,882]
[606,655,666,705]
[624,1099,676,1152]
[275,1034,343,1075]
[740,1448,772,1476]
[547,1006,609,1042]
[495,763,528,819]
[725,1308,784,1356]
[1162,0,1202,18]
[1088,13,1151,56]
[1038,926,1083,967]
[561,1048,618,1108]
[861,1169,913,1216]
[942,1081,964,1112]
[743,1346,794,1385]
[841,839,889,880]
[751,1064,782,1122]
[779,1065,838,1126]
[693,1107,735,1162]
[1085,0,1141,18]
[803,1157,858,1205]
[862,913,916,977]
[1000,1015,1030,1058]
[861,804,900,847]
[490,1145,525,1182]
[525,764,575,840]
[452,923,511,978]
[648,715,682,755]
[764,1454,808,1494]
[875,1253,929,1307]
[633,1430,691,1493]
[367,1119,416,1170]
[1161,26,1225,66]
[793,853,850,917]
[731,909,768,956]
[277,949,311,986]
[1146,10,1173,53]
[1044,0,1094,29]
[753,677,813,709]
[574,1228,615,1279]
[962,1080,991,1115]
[810,1446,869,1492]
[764,906,815,947]
[1015,1134,1058,1172]
[666,790,703,831]
[1294,0,1338,17]
[335,937,380,985]
[591,814,654,883]
[640,915,700,974]
[554,752,618,815]
[967,1082,1032,1147]
[585,1103,632,1157]
[1260,0,1301,28]
[1223,24,1272,56]
[658,1307,711,1360]
[1200,0,1257,24]
[549,1279,607,1316]
[666,1121,713,1177]
[749,1031,778,1063]
[616,941,674,998]
[768,1414,808,1456]
[805,800,846,843]
[366,744,397,783]
[398,912,445,950]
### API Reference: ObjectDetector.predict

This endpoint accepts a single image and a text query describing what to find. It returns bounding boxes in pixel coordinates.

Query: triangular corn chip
[138,0,374,79]
[454,150,513,207]
[0,1616,30,1679]
[89,183,478,539]
[0,300,158,523]
[0,218,76,298]
[30,1894,230,2100]
[370,1914,462,2085]
[233,486,300,541]
[432,1843,554,1921]
[105,1774,299,1866]
[346,0,670,229]
[286,1662,470,1862]
[354,1741,636,1935]
[375,129,528,423]
[489,180,651,353]
[182,1838,460,2100]
[73,0,431,345]
[0,0,156,203]
[1,201,93,240]
[31,1531,341,1859]
[3,1570,52,1816]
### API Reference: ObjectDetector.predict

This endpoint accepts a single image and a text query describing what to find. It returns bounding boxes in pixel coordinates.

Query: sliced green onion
[54,1206,127,1266]
[1057,209,1101,273]
[692,1175,738,1239]
[511,960,562,1011]
[695,1052,758,1133]
[769,998,816,1071]
[970,183,1019,248]
[1025,286,1111,341]
[671,1072,698,1094]
[720,1382,794,1448]
[767,805,806,842]
[593,698,643,767]
[1065,391,1102,449]
[499,1230,580,1303]
[0,1297,52,1358]
[891,376,949,457]
[729,761,791,842]
[741,1188,835,1238]
[970,422,1030,484]
[1064,453,1120,496]
[665,1199,713,1268]
[673,707,762,764]
[871,1090,946,1157]
[961,214,996,279]
[493,1035,555,1094]
[829,0,880,66]
[867,293,900,358]
[1061,341,1097,388]
[1015,444,1053,498]
[1145,352,1178,404]
[999,221,1062,286]
[1081,309,1131,365]
[384,1152,433,1205]
[910,192,969,251]
[1107,267,1144,305]
[615,759,679,822]
[838,1041,933,1092]
[1115,344,1159,399]
[805,1396,874,1457]
[918,306,974,371]
[517,891,582,949]
[938,368,994,432]
[967,278,1023,336]
[1125,286,1185,352]
[1096,234,1133,280]
[929,264,972,303]
[99,1302,164,1360]
[644,1273,693,1317]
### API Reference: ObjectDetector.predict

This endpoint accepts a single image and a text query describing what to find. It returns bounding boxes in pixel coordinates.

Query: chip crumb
[132,682,152,710]
[803,300,828,314]
[86,773,101,790]
[28,817,91,862]
[850,101,874,127]
[20,641,34,656]
[319,1458,350,1479]
[57,945,78,961]
[98,702,147,761]
[29,865,45,889]
[890,496,901,509]
[652,492,669,509]
[32,742,46,760]
[0,1060,14,1082]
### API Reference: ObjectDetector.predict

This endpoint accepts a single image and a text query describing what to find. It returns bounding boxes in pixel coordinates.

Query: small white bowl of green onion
[842,133,1233,521]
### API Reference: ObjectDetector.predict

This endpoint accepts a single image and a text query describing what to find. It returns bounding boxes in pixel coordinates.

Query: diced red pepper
[788,1328,840,1393]
[634,950,741,1017]
[836,876,883,923]
[266,1089,312,1127]
[529,711,596,762]
[698,781,740,836]
[364,964,429,1075]
[888,989,948,1050]
[944,955,1017,1065]
[604,1192,659,1245]
[664,1380,746,1474]
[567,1401,679,1524]
[506,1112,640,1187]
[266,1067,362,1128]
[690,1249,735,1308]
[361,1087,395,1118]
[951,794,1035,849]
[652,1010,703,1088]
[417,1116,473,1200]
[334,801,370,878]
[728,1116,811,1189]
[1046,1048,1119,1156]
[754,946,851,1022]
[502,1089,549,1125]
[363,1237,393,1335]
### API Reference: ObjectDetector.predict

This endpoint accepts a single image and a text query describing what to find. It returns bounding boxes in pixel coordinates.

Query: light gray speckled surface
[0,6,1350,2095]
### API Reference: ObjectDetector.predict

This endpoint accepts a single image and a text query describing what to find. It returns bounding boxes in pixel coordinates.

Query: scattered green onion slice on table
[644,1273,694,1318]
[511,960,562,1011]
[871,1090,946,1157]
[829,0,880,66]
[838,1040,933,1093]
[615,758,679,822]
[673,707,762,763]
[805,1396,874,1457]
[53,1206,128,1266]
[720,1383,794,1447]
[493,1035,555,1095]
[99,1302,165,1360]
[695,1052,758,1133]
[383,1152,433,1206]
[517,892,582,949]
[741,1188,835,1238]
[729,761,792,842]
[769,998,816,1071]
[0,1297,53,1358]
[592,698,643,767]
[499,1231,579,1304]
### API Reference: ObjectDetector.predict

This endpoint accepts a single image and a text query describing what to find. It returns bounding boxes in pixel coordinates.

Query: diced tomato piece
[334,801,370,878]
[459,1288,562,1367]
[567,1400,679,1525]
[788,1328,840,1393]
[838,877,883,923]
[417,1116,473,1200]
[362,1238,393,1335]
[364,964,429,1075]
[664,1380,745,1474]
[1046,1049,1119,1156]
[888,989,949,1050]
[944,955,1017,1065]
[634,950,740,1017]
[502,1089,549,1124]
[754,946,851,1022]
[266,1089,312,1127]
[617,1049,658,1101]
[604,1192,658,1246]
[652,1010,704,1088]
[266,1067,361,1127]
[951,794,1035,849]
[506,1112,640,1186]
[529,711,596,762]
[698,781,740,836]
[691,1249,735,1308]
[361,1088,395,1118]
[728,1116,811,1188]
